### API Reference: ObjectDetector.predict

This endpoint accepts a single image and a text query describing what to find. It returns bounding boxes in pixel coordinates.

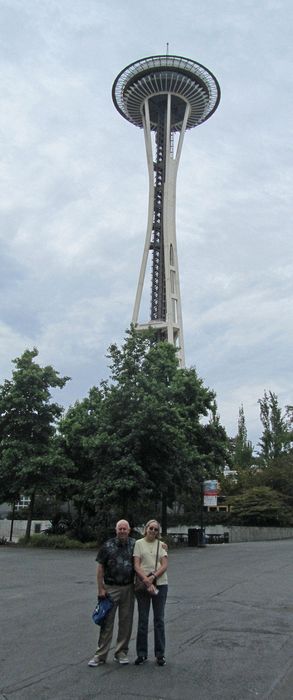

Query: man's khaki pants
[95,583,134,661]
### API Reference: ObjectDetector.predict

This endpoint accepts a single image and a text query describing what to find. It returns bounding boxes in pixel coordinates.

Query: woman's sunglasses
[148,526,159,532]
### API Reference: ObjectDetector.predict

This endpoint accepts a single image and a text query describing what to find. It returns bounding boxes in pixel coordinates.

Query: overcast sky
[0,0,292,449]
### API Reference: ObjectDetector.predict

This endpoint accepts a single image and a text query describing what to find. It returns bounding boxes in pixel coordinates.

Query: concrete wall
[2,520,293,544]
[168,524,293,543]
[226,525,293,543]
[0,519,51,542]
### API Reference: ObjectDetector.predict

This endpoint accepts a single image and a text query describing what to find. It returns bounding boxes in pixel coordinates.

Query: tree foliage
[56,328,227,525]
[232,404,254,470]
[221,394,293,527]
[254,453,293,511]
[59,387,103,503]
[61,328,229,531]
[227,486,293,527]
[2,339,292,538]
[0,348,71,539]
[258,391,292,465]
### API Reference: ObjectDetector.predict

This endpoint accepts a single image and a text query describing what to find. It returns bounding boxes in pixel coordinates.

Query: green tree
[222,397,293,527]
[258,391,291,466]
[58,386,104,536]
[227,486,293,526]
[254,453,293,512]
[0,348,71,540]
[199,400,230,477]
[88,327,229,532]
[232,404,254,470]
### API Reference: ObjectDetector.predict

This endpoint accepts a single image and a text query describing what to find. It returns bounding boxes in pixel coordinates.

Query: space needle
[112,53,220,366]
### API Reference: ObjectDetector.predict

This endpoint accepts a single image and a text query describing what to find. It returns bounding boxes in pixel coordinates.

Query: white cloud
[0,0,292,447]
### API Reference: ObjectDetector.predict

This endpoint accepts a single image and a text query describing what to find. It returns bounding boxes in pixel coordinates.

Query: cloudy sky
[1,0,292,448]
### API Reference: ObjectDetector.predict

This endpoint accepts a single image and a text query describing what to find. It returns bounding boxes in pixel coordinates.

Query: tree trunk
[25,491,36,541]
[9,502,16,542]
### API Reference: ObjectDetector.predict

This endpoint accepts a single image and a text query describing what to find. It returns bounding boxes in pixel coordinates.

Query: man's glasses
[148,527,159,532]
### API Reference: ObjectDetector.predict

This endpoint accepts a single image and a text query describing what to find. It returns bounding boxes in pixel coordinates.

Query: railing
[167,532,189,545]
[167,531,230,546]
[205,532,229,544]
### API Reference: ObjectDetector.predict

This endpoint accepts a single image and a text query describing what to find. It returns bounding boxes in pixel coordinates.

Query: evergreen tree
[232,404,254,470]
[258,391,291,466]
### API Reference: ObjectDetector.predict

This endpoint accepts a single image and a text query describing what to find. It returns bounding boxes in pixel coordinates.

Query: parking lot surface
[0,539,292,699]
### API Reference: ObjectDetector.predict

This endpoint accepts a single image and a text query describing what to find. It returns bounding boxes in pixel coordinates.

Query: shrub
[227,486,293,526]
[18,534,84,549]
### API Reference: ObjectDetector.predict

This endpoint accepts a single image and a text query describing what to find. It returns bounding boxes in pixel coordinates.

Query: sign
[203,480,218,507]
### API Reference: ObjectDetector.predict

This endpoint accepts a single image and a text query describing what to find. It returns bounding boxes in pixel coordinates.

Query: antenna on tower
[166,42,169,56]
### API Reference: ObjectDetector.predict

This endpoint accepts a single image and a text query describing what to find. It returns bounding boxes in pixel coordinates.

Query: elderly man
[88,519,136,667]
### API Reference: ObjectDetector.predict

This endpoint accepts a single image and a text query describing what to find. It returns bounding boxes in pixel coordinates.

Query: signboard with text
[203,480,218,507]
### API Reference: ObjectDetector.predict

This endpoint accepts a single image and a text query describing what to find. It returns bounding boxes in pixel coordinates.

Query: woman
[133,519,168,666]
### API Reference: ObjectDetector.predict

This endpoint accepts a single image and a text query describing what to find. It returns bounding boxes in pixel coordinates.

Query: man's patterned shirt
[96,536,136,585]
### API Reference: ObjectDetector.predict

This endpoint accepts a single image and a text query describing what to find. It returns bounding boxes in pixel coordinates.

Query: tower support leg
[132,96,190,368]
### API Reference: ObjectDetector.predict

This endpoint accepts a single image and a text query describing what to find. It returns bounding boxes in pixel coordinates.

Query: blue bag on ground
[92,595,114,625]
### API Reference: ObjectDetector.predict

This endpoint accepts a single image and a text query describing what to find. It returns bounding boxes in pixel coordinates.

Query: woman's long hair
[143,519,161,538]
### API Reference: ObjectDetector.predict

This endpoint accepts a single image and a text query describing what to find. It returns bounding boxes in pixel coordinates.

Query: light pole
[199,481,206,547]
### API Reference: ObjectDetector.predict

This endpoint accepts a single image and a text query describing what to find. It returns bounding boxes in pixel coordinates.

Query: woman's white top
[133,538,168,585]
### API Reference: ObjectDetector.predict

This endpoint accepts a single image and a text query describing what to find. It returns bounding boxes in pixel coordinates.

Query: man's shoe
[88,656,106,667]
[114,652,129,665]
[156,656,166,666]
[134,656,147,665]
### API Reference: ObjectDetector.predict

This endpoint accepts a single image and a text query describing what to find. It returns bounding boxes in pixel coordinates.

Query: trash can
[188,528,198,547]
[188,528,206,547]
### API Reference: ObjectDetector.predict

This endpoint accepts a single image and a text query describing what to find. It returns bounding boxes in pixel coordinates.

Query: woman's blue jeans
[135,584,168,658]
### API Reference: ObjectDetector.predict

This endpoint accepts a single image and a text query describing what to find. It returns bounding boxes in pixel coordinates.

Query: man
[88,519,136,667]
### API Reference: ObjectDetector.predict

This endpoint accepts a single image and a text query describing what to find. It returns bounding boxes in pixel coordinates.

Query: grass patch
[83,540,99,549]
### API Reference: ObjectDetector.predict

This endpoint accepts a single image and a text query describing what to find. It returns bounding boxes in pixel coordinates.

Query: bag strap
[154,539,160,571]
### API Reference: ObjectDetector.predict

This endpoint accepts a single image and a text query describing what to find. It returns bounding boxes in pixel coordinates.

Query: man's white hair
[116,519,130,530]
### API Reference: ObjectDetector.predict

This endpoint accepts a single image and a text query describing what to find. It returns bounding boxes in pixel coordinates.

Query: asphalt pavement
[0,538,292,700]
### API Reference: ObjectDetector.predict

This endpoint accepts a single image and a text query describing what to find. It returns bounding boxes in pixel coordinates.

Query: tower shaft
[132,94,190,365]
